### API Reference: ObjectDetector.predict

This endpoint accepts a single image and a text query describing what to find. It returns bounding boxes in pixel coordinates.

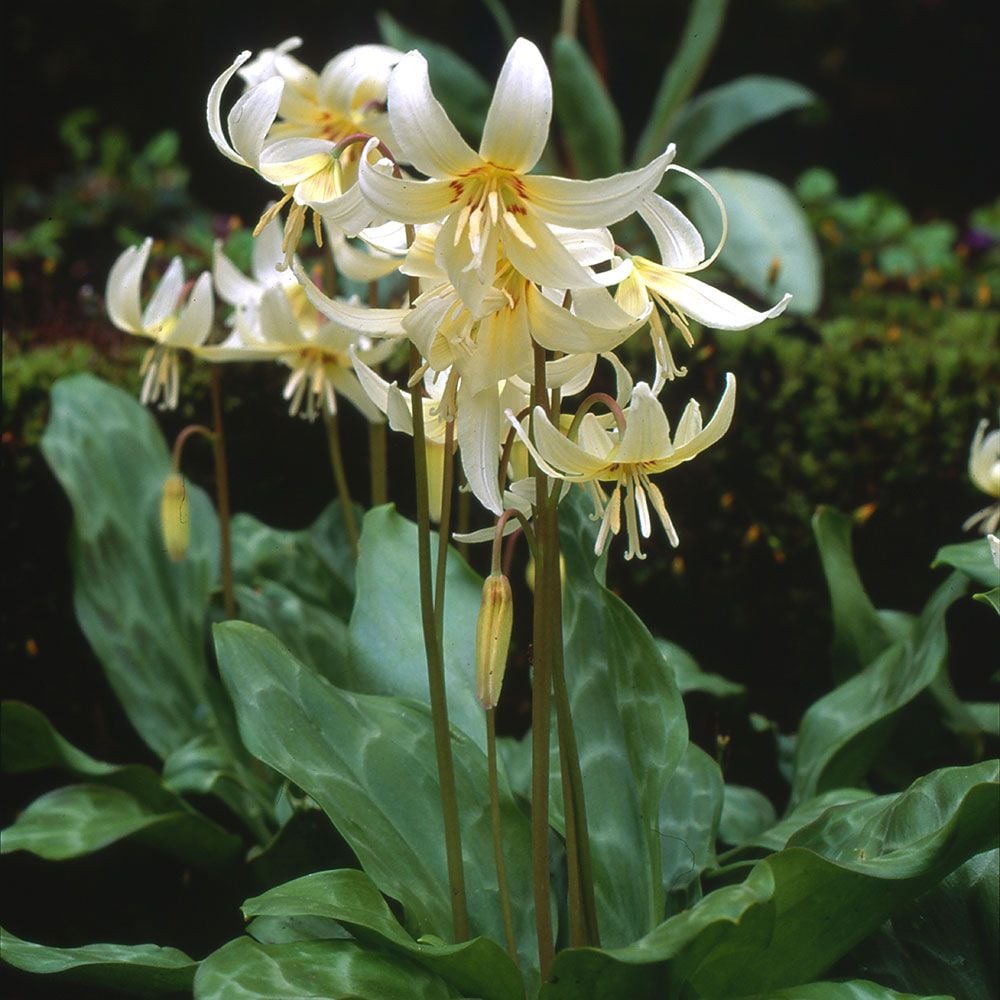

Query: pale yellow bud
[160,472,190,562]
[476,572,513,710]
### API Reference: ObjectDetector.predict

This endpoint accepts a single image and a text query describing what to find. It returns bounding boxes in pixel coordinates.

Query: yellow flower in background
[106,238,213,410]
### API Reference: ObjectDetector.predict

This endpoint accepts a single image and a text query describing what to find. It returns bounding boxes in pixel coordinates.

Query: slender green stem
[487,708,519,966]
[209,368,236,620]
[434,417,456,635]
[367,280,388,507]
[409,341,470,942]
[323,409,359,558]
[529,343,555,977]
[456,479,472,564]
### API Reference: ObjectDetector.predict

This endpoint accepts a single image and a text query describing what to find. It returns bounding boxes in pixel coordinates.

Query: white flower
[508,374,736,559]
[617,194,791,378]
[963,418,1000,535]
[358,38,675,313]
[106,238,213,409]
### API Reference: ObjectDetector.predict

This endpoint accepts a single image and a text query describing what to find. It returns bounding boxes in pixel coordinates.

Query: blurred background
[3,0,999,979]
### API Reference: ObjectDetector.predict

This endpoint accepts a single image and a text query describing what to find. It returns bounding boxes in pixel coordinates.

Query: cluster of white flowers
[107,37,793,559]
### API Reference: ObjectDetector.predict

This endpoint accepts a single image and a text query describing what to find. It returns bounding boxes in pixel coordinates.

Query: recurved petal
[164,272,214,349]
[387,50,480,178]
[527,283,634,355]
[311,178,382,238]
[258,137,335,186]
[251,216,291,285]
[106,238,152,333]
[650,372,736,470]
[614,383,674,464]
[292,261,408,337]
[319,44,400,113]
[208,51,253,166]
[227,76,284,169]
[330,232,403,282]
[214,241,260,307]
[638,194,705,269]
[642,265,792,331]
[457,383,505,515]
[532,407,610,480]
[141,257,185,333]
[501,213,598,291]
[327,365,384,423]
[358,143,455,224]
[257,285,305,347]
[479,38,551,172]
[462,299,534,395]
[524,144,675,229]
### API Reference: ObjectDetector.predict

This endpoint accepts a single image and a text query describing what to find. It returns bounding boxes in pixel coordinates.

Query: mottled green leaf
[657,639,745,698]
[552,34,624,179]
[243,869,523,1000]
[792,571,968,806]
[40,374,222,760]
[348,505,486,750]
[194,936,452,1000]
[634,0,729,166]
[1,783,239,866]
[377,13,491,143]
[718,785,777,847]
[742,982,951,999]
[669,75,817,168]
[974,586,1000,613]
[0,927,195,996]
[686,168,822,315]
[214,621,539,987]
[540,762,998,998]
[555,494,688,945]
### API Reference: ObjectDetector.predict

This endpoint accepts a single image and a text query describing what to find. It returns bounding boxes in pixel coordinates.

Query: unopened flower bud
[160,472,189,562]
[476,572,513,710]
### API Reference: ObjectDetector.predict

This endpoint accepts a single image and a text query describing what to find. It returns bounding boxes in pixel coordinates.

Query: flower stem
[410,344,470,942]
[487,707,519,966]
[367,280,388,507]
[434,417,456,631]
[209,368,236,619]
[529,343,555,977]
[323,410,360,559]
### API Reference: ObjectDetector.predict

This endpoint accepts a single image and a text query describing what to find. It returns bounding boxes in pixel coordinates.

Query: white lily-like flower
[617,194,791,378]
[106,238,213,410]
[963,418,1000,535]
[358,37,675,313]
[201,235,403,422]
[508,374,736,559]
[208,44,402,265]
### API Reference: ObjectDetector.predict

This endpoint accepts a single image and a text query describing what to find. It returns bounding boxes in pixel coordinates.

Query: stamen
[503,210,536,248]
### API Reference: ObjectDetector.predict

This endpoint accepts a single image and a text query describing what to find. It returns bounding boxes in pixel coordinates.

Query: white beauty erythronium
[358,37,676,315]
[963,417,1000,535]
[208,44,402,266]
[106,238,213,410]
[200,241,406,422]
[508,373,736,559]
[617,193,792,378]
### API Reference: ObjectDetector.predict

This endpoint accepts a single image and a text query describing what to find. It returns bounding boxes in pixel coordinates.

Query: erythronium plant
[4,13,997,1000]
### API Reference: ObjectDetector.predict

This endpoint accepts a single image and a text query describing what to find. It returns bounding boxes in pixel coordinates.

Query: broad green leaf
[243,869,523,1000]
[659,744,723,914]
[841,849,998,1000]
[634,0,729,166]
[966,701,1000,736]
[974,586,1000,613]
[555,494,688,944]
[718,785,777,847]
[1,783,239,866]
[686,168,822,314]
[933,537,997,589]
[0,927,196,996]
[813,507,894,682]
[214,621,539,987]
[742,982,951,999]
[348,505,487,750]
[791,571,968,806]
[719,789,873,861]
[539,762,998,998]
[235,580,351,685]
[656,639,745,698]
[194,936,452,1000]
[552,35,624,179]
[376,13,492,143]
[668,75,817,168]
[2,700,119,776]
[40,374,222,759]
[245,914,348,945]
[230,502,356,619]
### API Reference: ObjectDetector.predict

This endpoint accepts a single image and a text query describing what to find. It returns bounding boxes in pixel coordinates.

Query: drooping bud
[476,572,513,710]
[160,472,190,562]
